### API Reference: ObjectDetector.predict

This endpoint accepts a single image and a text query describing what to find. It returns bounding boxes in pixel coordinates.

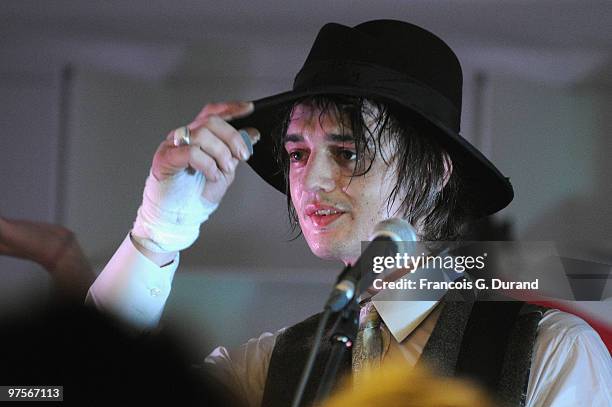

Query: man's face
[284,103,401,265]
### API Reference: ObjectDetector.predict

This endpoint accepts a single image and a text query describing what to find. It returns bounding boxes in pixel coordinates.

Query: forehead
[284,100,398,160]
[286,103,347,135]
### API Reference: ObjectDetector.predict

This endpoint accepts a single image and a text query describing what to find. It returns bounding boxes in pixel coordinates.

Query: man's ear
[441,152,453,190]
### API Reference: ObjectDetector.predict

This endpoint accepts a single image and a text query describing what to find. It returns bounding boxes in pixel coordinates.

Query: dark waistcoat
[261,300,546,407]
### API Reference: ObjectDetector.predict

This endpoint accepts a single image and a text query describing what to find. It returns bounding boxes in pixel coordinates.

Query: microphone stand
[314,254,387,404]
[291,224,416,406]
[290,265,363,407]
[313,295,360,404]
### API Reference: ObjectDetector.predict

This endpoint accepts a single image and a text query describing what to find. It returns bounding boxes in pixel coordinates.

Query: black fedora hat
[230,19,513,217]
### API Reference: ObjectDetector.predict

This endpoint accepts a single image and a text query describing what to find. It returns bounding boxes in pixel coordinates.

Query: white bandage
[131,170,218,253]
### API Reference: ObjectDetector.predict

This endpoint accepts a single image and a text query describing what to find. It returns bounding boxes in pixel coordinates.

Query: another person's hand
[131,101,259,260]
[0,217,95,300]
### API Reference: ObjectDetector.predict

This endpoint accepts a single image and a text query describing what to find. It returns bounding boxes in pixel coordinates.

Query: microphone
[324,218,418,311]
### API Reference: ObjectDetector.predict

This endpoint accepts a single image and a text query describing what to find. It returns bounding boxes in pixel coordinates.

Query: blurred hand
[0,217,95,300]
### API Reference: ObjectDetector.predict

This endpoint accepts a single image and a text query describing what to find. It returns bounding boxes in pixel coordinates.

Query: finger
[154,143,192,178]
[185,146,224,182]
[238,127,261,157]
[194,101,253,122]
[156,144,221,181]
[191,115,249,161]
[218,101,254,121]
[200,116,262,161]
[165,129,178,142]
[163,124,259,165]
[190,127,235,173]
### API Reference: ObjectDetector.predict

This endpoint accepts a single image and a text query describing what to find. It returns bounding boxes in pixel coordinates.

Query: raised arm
[87,101,259,329]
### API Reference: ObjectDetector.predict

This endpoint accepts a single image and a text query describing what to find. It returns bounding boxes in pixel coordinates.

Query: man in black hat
[88,20,612,407]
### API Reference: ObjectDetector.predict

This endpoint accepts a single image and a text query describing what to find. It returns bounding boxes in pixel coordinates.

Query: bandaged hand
[132,101,259,253]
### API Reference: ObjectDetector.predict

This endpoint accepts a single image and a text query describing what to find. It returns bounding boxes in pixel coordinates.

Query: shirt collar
[372,299,439,342]
[368,266,462,342]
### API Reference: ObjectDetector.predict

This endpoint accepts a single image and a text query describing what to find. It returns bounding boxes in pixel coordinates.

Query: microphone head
[369,218,418,242]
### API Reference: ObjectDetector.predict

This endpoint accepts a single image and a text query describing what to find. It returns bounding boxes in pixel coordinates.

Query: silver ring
[172,126,191,147]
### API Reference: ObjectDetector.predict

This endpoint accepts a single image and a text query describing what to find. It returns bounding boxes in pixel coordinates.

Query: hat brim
[229,86,513,217]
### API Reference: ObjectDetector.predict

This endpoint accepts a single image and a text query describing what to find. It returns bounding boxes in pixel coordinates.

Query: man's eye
[338,149,357,161]
[288,151,304,162]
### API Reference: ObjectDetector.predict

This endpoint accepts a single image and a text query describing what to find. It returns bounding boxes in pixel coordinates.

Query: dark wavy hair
[272,95,472,241]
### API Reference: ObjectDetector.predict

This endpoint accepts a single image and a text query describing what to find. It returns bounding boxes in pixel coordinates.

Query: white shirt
[87,235,612,407]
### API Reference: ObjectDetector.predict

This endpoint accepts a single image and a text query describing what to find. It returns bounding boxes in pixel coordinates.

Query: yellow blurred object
[321,360,493,407]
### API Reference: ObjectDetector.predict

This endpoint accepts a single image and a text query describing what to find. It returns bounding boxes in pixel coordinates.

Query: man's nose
[304,152,336,193]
